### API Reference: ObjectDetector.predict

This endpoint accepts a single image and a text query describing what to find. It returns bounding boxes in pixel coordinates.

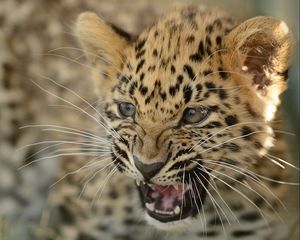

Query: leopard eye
[118,102,136,118]
[182,107,209,124]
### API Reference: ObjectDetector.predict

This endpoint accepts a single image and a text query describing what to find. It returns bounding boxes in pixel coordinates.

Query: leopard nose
[133,155,164,180]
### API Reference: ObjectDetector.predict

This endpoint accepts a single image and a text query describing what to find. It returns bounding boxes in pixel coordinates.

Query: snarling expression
[76,6,293,227]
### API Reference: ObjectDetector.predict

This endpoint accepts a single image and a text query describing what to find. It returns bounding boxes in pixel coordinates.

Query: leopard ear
[75,12,131,69]
[224,16,294,104]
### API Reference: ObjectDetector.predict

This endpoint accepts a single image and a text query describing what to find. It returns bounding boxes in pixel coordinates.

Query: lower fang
[174,206,180,215]
[136,180,140,186]
[145,203,155,211]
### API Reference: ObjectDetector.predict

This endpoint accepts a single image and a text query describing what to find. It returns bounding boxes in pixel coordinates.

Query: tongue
[154,184,185,197]
[151,185,185,212]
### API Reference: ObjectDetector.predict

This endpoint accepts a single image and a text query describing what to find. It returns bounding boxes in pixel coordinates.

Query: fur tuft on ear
[75,12,132,97]
[75,12,130,66]
[224,17,295,102]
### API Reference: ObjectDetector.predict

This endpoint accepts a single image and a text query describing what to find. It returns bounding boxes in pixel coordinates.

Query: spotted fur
[54,6,295,240]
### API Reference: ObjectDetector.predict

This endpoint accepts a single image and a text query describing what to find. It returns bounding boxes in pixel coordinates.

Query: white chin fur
[145,212,192,231]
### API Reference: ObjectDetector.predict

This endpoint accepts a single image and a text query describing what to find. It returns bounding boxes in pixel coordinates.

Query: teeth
[154,209,174,216]
[136,180,140,186]
[174,185,179,191]
[145,203,155,211]
[174,206,180,215]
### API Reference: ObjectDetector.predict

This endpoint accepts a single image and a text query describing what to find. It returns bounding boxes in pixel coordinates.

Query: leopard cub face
[76,6,294,228]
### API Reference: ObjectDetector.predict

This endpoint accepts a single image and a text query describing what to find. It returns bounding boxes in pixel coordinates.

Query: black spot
[198,230,219,237]
[241,126,253,140]
[169,86,176,96]
[120,75,130,84]
[123,218,139,226]
[230,203,244,211]
[189,53,203,62]
[198,41,205,55]
[171,65,176,74]
[58,205,74,225]
[205,82,216,92]
[218,89,227,99]
[225,115,238,126]
[219,158,236,165]
[183,85,193,104]
[97,225,108,231]
[196,84,202,91]
[135,39,146,52]
[203,70,212,76]
[140,72,145,81]
[205,36,212,47]
[205,24,213,34]
[177,75,184,84]
[104,206,113,215]
[208,105,219,112]
[216,35,222,45]
[136,49,145,59]
[139,86,148,96]
[136,59,145,74]
[205,121,222,128]
[208,216,224,226]
[77,233,97,240]
[254,141,263,149]
[254,197,264,207]
[223,143,240,152]
[245,102,258,118]
[128,81,137,95]
[124,206,133,213]
[160,92,167,101]
[240,211,260,222]
[218,67,228,80]
[152,49,158,57]
[154,30,159,38]
[183,64,195,80]
[186,35,195,43]
[145,96,151,104]
[232,230,254,237]
[108,190,119,199]
[234,96,241,104]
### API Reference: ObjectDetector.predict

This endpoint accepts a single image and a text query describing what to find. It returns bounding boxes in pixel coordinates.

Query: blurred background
[0,0,298,239]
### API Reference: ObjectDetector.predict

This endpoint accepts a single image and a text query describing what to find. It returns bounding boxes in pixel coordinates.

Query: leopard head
[75,7,294,229]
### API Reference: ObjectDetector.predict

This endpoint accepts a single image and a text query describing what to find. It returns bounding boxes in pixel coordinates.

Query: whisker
[180,164,186,220]
[20,124,112,143]
[90,163,119,209]
[188,174,205,228]
[28,80,119,139]
[203,165,280,228]
[266,153,300,171]
[193,171,231,224]
[202,159,287,211]
[18,152,110,170]
[193,172,229,237]
[79,160,117,199]
[36,74,120,139]
[49,156,112,189]
[192,163,240,223]
[190,121,268,151]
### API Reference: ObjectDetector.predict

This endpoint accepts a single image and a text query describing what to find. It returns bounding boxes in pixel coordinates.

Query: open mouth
[136,181,206,223]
